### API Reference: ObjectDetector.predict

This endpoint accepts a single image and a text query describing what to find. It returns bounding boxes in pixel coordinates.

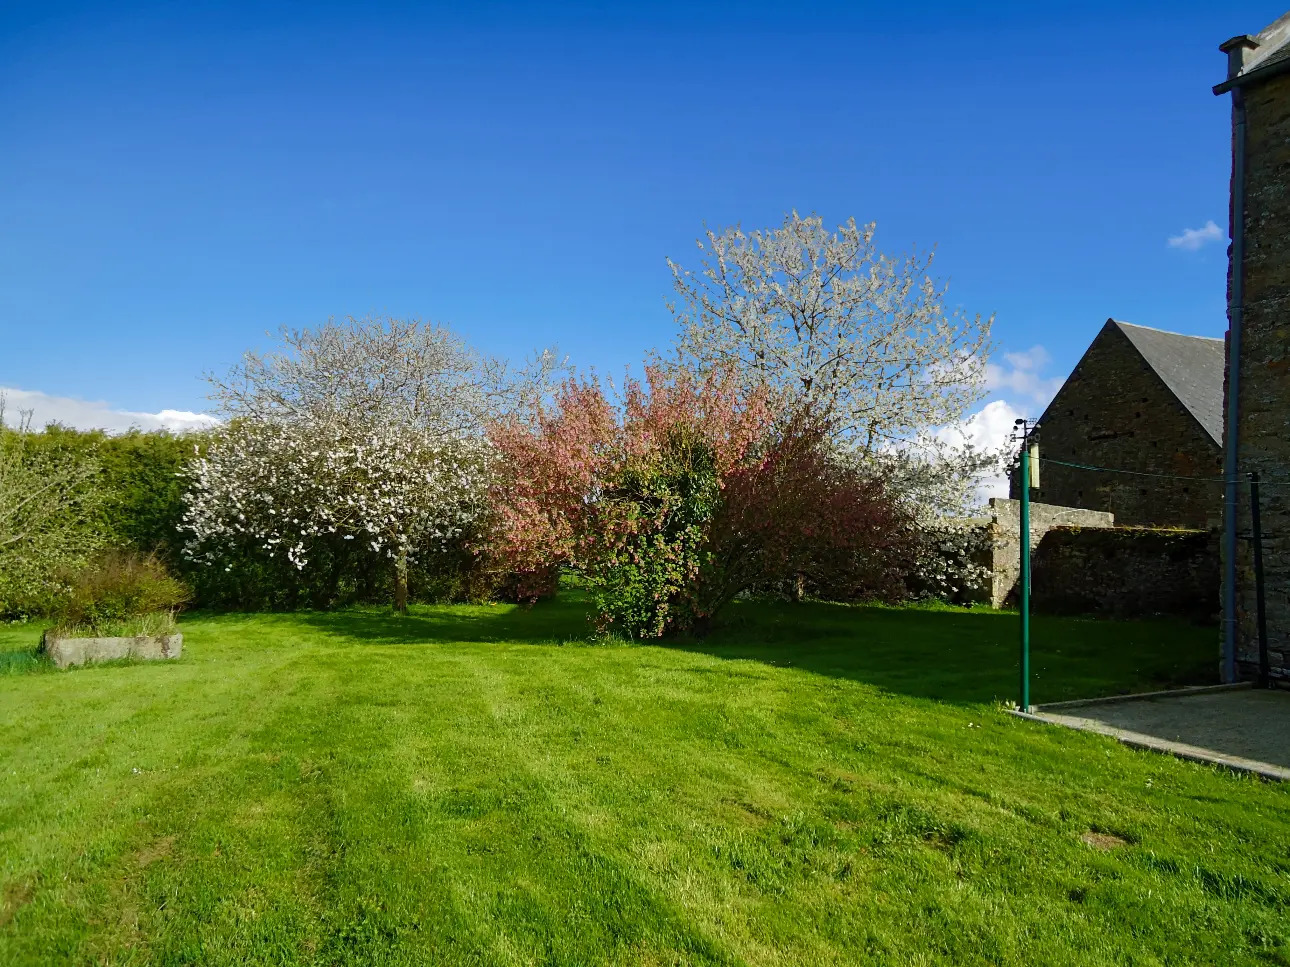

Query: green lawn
[2,595,1287,966]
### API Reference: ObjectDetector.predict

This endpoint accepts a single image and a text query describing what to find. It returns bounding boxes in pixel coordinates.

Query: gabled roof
[1112,320,1224,445]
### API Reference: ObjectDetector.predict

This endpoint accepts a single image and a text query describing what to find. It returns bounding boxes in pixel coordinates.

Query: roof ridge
[1111,319,1223,343]
[1251,11,1290,69]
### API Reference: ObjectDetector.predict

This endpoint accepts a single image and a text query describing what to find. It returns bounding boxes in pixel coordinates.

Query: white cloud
[973,345,1063,500]
[985,345,1062,407]
[1167,220,1223,251]
[0,386,218,434]
[933,399,1024,501]
[902,344,1062,508]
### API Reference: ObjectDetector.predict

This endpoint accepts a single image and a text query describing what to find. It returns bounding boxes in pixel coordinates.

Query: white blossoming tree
[667,211,993,450]
[667,212,1001,600]
[184,316,561,612]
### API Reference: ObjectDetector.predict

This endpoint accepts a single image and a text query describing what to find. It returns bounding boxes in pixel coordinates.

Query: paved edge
[1034,682,1253,712]
[1010,708,1290,782]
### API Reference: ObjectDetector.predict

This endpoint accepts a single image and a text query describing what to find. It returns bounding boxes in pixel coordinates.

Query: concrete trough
[42,633,183,669]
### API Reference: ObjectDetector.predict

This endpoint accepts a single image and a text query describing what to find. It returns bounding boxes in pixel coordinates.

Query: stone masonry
[1221,40,1290,678]
[986,498,1114,609]
[42,633,183,669]
[1008,320,1223,529]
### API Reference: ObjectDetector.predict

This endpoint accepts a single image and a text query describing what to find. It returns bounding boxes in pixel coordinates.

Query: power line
[1016,456,1290,493]
[1036,457,1226,483]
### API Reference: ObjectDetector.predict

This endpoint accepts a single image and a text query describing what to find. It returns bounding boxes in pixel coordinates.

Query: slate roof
[1112,320,1225,446]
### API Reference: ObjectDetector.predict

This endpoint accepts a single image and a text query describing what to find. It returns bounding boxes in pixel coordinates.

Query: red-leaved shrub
[485,366,910,635]
[697,414,914,622]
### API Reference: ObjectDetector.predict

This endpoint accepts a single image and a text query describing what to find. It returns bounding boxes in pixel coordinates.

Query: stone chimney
[1219,34,1261,80]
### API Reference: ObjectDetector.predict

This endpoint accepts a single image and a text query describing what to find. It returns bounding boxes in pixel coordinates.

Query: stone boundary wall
[986,498,1115,609]
[1029,527,1218,620]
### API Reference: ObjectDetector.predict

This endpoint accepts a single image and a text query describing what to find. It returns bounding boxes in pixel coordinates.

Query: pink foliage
[618,366,771,475]
[700,413,913,619]
[485,364,909,630]
[484,377,616,593]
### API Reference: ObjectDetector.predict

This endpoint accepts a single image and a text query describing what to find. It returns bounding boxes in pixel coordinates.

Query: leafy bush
[51,552,191,634]
[97,429,196,558]
[703,414,915,615]
[47,611,179,640]
[180,523,541,612]
[488,367,912,637]
[6,424,200,559]
[487,368,767,636]
[0,413,109,618]
[0,418,514,615]
[0,420,212,618]
[906,519,992,605]
[589,424,726,636]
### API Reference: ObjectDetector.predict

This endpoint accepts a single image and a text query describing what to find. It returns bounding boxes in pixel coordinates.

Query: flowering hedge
[182,417,495,611]
[907,519,992,605]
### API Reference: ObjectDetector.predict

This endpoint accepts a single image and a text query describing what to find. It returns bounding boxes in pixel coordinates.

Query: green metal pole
[1019,434,1031,711]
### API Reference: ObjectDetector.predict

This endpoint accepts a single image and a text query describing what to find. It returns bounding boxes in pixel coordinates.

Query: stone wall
[1008,321,1223,529]
[986,498,1114,609]
[1029,527,1219,619]
[1229,70,1290,678]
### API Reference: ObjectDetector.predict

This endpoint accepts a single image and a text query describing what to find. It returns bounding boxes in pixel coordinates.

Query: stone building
[1008,319,1224,528]
[1215,13,1290,681]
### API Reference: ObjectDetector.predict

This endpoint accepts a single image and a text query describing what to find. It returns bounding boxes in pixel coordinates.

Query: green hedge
[2,425,520,616]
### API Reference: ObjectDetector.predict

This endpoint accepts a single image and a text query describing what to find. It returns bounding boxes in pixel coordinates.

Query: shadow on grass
[290,594,597,648]
[678,599,1219,706]
[284,591,1219,707]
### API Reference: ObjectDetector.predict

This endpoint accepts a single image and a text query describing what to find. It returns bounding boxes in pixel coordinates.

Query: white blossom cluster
[846,438,1000,601]
[182,417,494,572]
[861,439,1001,524]
[209,315,564,437]
[664,212,1003,605]
[667,211,993,450]
[184,317,560,591]
[909,520,993,601]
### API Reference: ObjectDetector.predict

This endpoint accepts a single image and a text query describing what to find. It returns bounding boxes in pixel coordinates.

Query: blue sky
[0,0,1277,438]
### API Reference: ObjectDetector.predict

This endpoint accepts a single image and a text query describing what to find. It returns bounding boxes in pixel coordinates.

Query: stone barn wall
[984,498,1219,621]
[1228,70,1290,679]
[1008,321,1223,529]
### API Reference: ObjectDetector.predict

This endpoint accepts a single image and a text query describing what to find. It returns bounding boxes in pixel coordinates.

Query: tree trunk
[393,548,409,614]
[791,573,805,603]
